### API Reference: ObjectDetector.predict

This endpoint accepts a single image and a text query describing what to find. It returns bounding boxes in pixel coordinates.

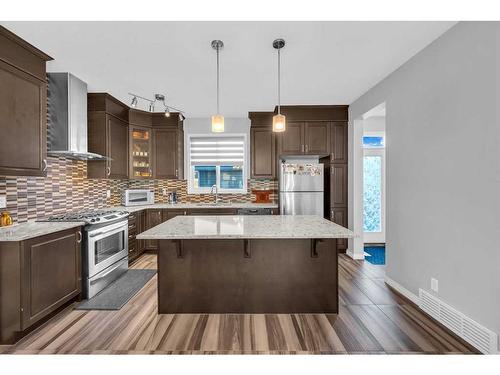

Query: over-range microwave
[123,189,155,206]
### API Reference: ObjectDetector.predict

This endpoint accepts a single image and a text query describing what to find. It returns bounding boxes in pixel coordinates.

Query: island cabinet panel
[250,127,276,178]
[157,238,338,314]
[0,227,82,344]
[153,128,180,179]
[0,26,52,177]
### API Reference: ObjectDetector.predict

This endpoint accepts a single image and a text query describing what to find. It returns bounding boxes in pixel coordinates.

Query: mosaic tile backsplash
[0,156,277,224]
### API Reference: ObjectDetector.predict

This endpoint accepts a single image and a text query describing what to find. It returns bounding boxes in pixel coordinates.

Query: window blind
[189,136,245,166]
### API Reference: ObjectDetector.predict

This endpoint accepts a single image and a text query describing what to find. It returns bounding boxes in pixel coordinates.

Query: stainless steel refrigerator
[279,162,324,216]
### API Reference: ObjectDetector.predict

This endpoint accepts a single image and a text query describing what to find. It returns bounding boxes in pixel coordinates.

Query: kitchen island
[137,215,353,314]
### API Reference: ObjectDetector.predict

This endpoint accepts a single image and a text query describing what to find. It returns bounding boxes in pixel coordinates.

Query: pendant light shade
[272,38,286,133]
[211,114,224,133]
[272,114,286,132]
[211,40,224,133]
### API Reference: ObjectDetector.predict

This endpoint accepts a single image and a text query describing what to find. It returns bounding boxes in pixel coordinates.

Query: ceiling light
[211,40,224,133]
[272,39,286,133]
[130,96,138,108]
[128,92,186,119]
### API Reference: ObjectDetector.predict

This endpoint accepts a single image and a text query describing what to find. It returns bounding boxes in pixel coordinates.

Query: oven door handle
[88,222,128,238]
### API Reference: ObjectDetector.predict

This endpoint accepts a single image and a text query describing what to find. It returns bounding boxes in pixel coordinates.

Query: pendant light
[211,40,224,133]
[272,39,286,132]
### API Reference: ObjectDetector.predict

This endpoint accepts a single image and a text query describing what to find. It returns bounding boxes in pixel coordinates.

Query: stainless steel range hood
[47,73,107,160]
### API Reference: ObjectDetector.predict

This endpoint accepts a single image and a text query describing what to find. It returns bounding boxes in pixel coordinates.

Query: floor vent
[419,289,498,354]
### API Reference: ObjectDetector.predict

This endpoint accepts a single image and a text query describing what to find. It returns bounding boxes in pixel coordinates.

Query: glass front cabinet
[130,125,153,179]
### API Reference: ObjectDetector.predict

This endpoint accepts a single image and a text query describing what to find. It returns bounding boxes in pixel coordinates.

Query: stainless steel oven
[84,218,129,298]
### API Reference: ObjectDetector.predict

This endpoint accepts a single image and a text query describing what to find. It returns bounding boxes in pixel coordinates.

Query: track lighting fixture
[130,96,138,108]
[128,92,185,119]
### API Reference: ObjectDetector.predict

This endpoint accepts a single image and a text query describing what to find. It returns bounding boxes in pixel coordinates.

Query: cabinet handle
[42,159,47,172]
[331,152,335,161]
[305,145,309,153]
[149,167,152,176]
[301,145,304,153]
[184,211,187,215]
[175,169,178,177]
[76,231,82,243]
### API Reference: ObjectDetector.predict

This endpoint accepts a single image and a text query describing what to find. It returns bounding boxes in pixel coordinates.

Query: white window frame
[187,133,248,195]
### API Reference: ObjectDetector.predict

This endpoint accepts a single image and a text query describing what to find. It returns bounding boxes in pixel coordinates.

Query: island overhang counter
[137,215,353,314]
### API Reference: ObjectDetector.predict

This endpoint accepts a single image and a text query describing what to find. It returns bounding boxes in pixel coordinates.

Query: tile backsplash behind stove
[0,156,277,224]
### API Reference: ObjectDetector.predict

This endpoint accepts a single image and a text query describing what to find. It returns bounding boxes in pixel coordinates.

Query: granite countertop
[111,202,278,213]
[0,202,278,242]
[137,215,354,240]
[0,221,85,242]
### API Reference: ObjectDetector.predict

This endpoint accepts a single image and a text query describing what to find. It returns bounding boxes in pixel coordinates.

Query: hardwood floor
[0,254,478,354]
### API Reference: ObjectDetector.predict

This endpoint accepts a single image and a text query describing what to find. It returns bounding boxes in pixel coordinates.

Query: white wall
[183,117,251,187]
[349,22,500,338]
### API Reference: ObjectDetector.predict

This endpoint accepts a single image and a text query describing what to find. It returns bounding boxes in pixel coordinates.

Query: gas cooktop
[38,209,129,225]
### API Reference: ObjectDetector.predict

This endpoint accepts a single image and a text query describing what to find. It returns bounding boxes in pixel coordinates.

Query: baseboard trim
[346,248,365,260]
[384,276,420,305]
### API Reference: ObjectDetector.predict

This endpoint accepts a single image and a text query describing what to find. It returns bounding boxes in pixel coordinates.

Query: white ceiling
[2,21,455,118]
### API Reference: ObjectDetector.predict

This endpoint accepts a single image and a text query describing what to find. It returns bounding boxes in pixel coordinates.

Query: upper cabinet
[249,112,276,179]
[331,121,348,163]
[0,26,52,177]
[87,93,129,179]
[277,121,330,155]
[276,106,347,157]
[129,109,153,179]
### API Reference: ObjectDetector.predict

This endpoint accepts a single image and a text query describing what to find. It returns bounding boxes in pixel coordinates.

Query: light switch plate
[106,190,111,199]
[0,196,6,209]
[162,188,167,196]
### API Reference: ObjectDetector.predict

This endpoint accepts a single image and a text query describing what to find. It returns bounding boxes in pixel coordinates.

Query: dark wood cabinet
[249,112,276,179]
[330,164,348,207]
[129,125,152,179]
[0,26,52,177]
[163,209,187,221]
[153,128,180,179]
[277,122,304,155]
[250,127,276,179]
[0,228,81,344]
[145,209,163,251]
[331,122,348,163]
[187,208,238,215]
[331,208,348,251]
[304,122,330,154]
[87,93,129,179]
[277,121,330,156]
[108,115,129,179]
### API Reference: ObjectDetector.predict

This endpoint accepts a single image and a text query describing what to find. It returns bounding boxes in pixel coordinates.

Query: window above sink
[187,134,247,194]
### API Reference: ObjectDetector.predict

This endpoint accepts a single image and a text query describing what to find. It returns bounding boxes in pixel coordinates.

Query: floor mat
[364,246,385,265]
[76,269,156,310]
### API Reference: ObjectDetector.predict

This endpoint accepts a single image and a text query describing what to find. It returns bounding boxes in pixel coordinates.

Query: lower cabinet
[331,207,348,251]
[0,227,82,344]
[145,209,163,251]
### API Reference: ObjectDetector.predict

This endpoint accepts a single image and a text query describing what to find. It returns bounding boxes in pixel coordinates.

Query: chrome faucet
[210,184,220,204]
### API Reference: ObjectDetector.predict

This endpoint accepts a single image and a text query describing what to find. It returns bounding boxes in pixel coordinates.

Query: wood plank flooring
[0,254,478,354]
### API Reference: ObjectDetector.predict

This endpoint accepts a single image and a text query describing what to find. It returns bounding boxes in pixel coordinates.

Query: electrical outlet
[0,196,6,209]
[431,278,439,293]
[162,188,167,196]
[106,190,111,199]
